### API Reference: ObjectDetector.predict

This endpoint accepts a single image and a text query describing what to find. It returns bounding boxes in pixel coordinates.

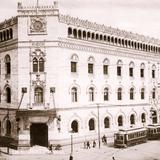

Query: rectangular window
[117,66,121,76]
[129,68,133,77]
[71,62,77,73]
[141,92,144,99]
[88,63,93,74]
[152,70,155,78]
[103,65,108,75]
[140,69,144,78]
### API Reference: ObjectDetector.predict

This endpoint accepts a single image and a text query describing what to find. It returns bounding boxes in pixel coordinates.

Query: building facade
[0,1,160,149]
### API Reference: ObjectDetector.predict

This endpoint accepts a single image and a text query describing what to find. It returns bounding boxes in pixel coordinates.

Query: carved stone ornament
[30,16,47,34]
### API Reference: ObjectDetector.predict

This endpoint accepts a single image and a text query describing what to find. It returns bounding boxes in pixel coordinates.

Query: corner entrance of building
[30,123,48,147]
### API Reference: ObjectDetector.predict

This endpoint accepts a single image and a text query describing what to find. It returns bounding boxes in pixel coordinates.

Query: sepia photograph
[0,0,160,160]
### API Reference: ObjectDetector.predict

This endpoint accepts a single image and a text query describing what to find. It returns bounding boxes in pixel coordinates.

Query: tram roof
[117,127,147,134]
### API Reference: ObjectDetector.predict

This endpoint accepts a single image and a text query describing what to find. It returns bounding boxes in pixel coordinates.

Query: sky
[0,0,160,39]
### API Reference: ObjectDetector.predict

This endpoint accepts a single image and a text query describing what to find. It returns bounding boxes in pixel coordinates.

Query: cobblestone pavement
[1,141,160,160]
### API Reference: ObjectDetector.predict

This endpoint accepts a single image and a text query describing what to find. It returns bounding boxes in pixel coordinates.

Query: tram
[147,124,160,140]
[114,127,148,148]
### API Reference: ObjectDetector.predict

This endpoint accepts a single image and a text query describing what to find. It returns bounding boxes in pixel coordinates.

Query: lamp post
[97,103,101,149]
[69,130,73,160]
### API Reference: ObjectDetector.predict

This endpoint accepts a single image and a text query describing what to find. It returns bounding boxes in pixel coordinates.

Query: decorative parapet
[0,17,17,30]
[17,2,59,16]
[59,14,160,45]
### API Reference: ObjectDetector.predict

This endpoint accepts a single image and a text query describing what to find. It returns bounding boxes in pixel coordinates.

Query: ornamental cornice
[59,14,160,45]
[0,17,18,30]
[58,38,160,62]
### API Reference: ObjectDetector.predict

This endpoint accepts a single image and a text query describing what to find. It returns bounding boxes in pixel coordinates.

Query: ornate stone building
[0,1,160,149]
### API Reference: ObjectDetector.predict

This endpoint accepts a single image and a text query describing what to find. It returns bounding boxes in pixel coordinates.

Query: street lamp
[97,103,101,149]
[69,130,74,160]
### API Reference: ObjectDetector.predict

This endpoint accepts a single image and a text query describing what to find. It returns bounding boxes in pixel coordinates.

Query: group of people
[84,134,107,149]
[84,140,96,149]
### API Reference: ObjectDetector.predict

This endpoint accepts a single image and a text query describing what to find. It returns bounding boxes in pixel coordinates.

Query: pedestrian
[102,135,107,145]
[69,154,73,160]
[93,140,96,148]
[49,144,53,153]
[86,141,90,149]
[112,156,115,160]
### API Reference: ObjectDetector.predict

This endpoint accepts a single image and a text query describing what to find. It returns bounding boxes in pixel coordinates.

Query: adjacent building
[0,1,160,149]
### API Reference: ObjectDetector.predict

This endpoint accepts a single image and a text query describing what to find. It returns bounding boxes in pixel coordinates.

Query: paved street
[1,140,160,160]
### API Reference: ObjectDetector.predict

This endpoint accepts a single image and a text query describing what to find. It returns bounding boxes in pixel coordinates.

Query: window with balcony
[130,114,135,125]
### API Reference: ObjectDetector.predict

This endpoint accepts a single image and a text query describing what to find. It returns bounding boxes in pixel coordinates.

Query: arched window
[117,88,122,100]
[88,56,95,74]
[34,87,43,103]
[152,65,156,78]
[118,38,121,45]
[104,35,106,41]
[152,110,157,124]
[73,29,77,38]
[3,31,6,41]
[9,28,13,39]
[141,113,146,123]
[71,87,77,102]
[6,120,11,136]
[118,116,123,126]
[33,57,44,72]
[89,87,94,102]
[152,88,156,99]
[96,34,99,40]
[117,60,123,76]
[130,88,134,100]
[89,118,95,131]
[104,117,110,128]
[130,114,135,125]
[33,58,38,72]
[103,58,109,75]
[6,30,9,40]
[111,37,114,43]
[71,120,78,133]
[0,32,2,42]
[5,55,11,75]
[0,121,1,135]
[104,87,109,101]
[140,63,145,78]
[6,87,11,103]
[91,33,95,40]
[129,62,134,77]
[78,30,82,39]
[141,88,145,99]
[39,58,44,72]
[87,32,91,39]
[83,31,86,39]
[68,27,72,36]
[107,36,110,42]
[100,34,103,41]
